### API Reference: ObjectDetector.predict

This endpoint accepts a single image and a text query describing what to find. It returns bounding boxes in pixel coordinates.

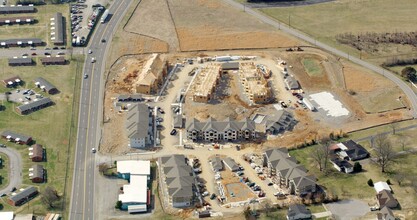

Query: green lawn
[0,153,9,188]
[302,58,323,77]
[0,4,70,46]
[0,55,83,215]
[258,0,417,65]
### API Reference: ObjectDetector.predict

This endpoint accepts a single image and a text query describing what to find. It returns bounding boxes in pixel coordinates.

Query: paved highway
[223,0,417,118]
[0,147,22,196]
[69,0,132,220]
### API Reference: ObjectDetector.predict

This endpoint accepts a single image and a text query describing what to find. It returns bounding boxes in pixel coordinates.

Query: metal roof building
[8,57,33,66]
[7,186,38,206]
[0,5,35,14]
[40,56,66,65]
[34,77,58,94]
[0,16,34,25]
[50,12,64,45]
[16,97,53,115]
[0,38,42,47]
[1,130,32,144]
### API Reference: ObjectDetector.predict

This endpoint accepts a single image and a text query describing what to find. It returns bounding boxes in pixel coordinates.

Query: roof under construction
[193,63,221,98]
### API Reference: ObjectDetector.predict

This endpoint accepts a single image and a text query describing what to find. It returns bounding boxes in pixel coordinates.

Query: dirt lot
[221,169,256,203]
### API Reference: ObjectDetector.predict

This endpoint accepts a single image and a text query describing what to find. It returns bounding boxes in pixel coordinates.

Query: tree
[368,179,374,187]
[353,162,362,172]
[389,121,398,135]
[243,206,252,219]
[401,66,417,82]
[372,133,396,173]
[393,172,405,186]
[399,136,409,152]
[98,163,109,174]
[311,138,331,173]
[41,186,61,208]
[115,200,122,209]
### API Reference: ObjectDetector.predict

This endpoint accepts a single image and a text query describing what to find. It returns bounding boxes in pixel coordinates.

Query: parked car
[21,53,28,56]
[84,74,88,79]
[88,49,92,54]
[53,47,59,50]
[156,117,163,122]
[279,101,288,108]
[101,39,106,43]
[170,129,177,135]
[202,191,209,197]
[158,108,165,114]
[44,52,51,55]
[31,53,37,56]
[10,187,16,192]
[210,193,216,200]
[267,182,273,186]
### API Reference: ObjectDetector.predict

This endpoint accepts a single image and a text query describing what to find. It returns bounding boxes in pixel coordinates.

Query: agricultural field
[259,0,417,65]
[0,4,70,46]
[0,56,83,214]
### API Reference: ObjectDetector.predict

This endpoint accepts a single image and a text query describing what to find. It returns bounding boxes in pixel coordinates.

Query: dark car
[53,47,59,50]
[170,129,177,136]
[10,187,16,192]
[31,53,37,56]
[101,39,106,43]
[158,108,165,114]
[44,52,51,55]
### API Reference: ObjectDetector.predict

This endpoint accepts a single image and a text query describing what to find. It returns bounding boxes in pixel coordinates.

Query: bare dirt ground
[168,0,299,51]
[101,56,147,154]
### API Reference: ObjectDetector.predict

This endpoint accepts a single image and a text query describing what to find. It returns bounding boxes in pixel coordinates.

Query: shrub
[115,200,122,209]
[353,162,362,172]
[387,179,391,185]
[368,179,374,187]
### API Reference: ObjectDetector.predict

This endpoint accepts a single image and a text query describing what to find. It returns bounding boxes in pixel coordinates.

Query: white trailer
[303,98,316,111]
[100,9,109,23]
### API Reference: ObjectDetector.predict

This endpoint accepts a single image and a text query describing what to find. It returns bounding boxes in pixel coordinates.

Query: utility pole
[288,14,291,28]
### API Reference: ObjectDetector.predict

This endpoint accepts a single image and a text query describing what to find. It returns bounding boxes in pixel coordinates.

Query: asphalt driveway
[325,199,370,220]
[0,146,22,195]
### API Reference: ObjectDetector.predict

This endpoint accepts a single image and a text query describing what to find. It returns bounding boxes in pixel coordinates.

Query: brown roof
[30,144,43,159]
[377,190,398,208]
[40,56,65,63]
[2,75,21,84]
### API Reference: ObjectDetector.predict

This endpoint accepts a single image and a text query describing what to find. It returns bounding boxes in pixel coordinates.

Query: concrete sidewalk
[313,211,332,218]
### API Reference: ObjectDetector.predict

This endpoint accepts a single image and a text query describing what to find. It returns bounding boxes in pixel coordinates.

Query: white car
[91,148,96,153]
[88,49,92,54]
[91,57,96,63]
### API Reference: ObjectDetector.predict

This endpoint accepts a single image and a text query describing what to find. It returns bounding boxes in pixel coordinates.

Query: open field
[302,57,323,77]
[259,0,417,65]
[0,55,83,214]
[0,4,70,46]
[0,153,9,188]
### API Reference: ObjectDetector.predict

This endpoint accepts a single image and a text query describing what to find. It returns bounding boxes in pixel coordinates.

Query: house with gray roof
[160,155,198,208]
[7,186,38,206]
[287,204,312,220]
[34,77,58,94]
[0,38,42,47]
[253,110,296,135]
[377,206,395,220]
[51,12,64,45]
[0,16,34,25]
[222,157,239,172]
[126,104,153,148]
[284,75,300,91]
[16,97,53,115]
[0,5,35,14]
[29,164,44,183]
[8,57,33,66]
[186,117,256,142]
[210,157,223,172]
[1,130,32,145]
[263,148,316,195]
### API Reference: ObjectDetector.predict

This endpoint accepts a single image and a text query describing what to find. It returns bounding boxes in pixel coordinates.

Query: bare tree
[98,163,109,174]
[372,133,396,173]
[393,172,406,186]
[41,186,61,208]
[399,136,409,152]
[389,121,398,135]
[311,138,331,173]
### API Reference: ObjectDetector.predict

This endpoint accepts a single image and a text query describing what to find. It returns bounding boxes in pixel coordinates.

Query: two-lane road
[223,0,417,118]
[69,1,132,220]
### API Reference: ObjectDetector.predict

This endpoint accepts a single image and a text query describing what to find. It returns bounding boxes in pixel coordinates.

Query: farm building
[8,57,33,66]
[29,144,44,162]
[29,164,44,183]
[0,16,34,25]
[0,38,42,47]
[7,186,38,206]
[16,97,53,115]
[34,77,58,94]
[40,56,66,65]
[50,12,64,45]
[2,76,22,87]
[0,5,35,14]
[133,53,168,94]
[126,104,153,148]
[1,130,32,145]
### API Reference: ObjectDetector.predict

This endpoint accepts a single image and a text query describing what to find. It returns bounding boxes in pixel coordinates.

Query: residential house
[210,157,223,172]
[377,190,398,209]
[253,110,297,135]
[125,104,153,148]
[0,38,42,47]
[330,157,353,174]
[1,130,32,145]
[29,164,44,183]
[332,140,369,161]
[285,76,300,91]
[8,57,33,66]
[186,117,256,142]
[40,57,66,65]
[34,77,59,94]
[0,5,35,14]
[116,160,151,213]
[263,148,316,195]
[160,155,198,208]
[286,204,312,220]
[29,144,43,162]
[0,16,34,25]
[16,97,53,115]
[222,157,239,172]
[7,186,38,206]
[2,75,22,87]
[134,53,168,94]
[50,12,64,45]
[377,206,395,220]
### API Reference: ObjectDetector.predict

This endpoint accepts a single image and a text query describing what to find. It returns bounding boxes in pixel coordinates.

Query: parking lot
[71,0,105,46]
[6,88,44,104]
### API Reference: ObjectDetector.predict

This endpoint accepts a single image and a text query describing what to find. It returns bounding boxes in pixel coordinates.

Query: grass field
[0,55,83,215]
[0,4,70,46]
[302,58,323,77]
[0,153,9,188]
[259,0,417,65]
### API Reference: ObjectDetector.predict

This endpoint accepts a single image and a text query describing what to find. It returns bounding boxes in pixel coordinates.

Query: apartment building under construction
[134,53,168,95]
[192,63,222,103]
[239,62,271,104]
